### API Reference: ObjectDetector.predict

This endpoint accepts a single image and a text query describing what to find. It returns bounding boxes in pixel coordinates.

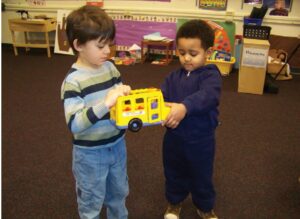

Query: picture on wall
[263,0,292,9]
[105,0,171,2]
[264,0,292,16]
[243,0,263,4]
[198,0,228,11]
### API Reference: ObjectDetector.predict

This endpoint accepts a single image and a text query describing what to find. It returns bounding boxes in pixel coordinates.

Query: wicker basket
[267,49,292,80]
[267,60,287,75]
[267,49,287,75]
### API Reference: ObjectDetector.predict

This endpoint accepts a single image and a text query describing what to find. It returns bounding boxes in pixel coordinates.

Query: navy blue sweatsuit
[161,64,222,212]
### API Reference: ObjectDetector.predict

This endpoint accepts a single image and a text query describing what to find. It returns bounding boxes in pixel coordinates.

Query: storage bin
[244,17,262,26]
[206,57,236,76]
[267,62,287,75]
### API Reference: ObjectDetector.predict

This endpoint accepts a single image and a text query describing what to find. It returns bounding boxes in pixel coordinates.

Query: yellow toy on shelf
[110,88,170,132]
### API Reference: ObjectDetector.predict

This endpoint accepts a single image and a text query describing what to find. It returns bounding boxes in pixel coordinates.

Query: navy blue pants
[163,131,216,212]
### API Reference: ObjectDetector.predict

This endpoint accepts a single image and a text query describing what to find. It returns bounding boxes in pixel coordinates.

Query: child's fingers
[115,84,131,95]
[164,119,178,129]
[122,85,131,95]
[164,102,172,107]
[163,113,177,129]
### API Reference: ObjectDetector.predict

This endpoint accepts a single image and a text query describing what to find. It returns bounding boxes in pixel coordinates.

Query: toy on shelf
[113,50,137,65]
[110,88,170,132]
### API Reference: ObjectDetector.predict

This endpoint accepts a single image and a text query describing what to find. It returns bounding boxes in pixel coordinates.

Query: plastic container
[244,17,262,26]
[206,57,236,76]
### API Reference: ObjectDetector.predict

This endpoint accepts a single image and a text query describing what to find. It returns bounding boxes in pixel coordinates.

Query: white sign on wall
[241,47,268,68]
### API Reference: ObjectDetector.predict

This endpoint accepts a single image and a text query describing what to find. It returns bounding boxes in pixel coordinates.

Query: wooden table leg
[24,32,30,52]
[45,32,51,58]
[167,43,173,64]
[10,30,18,56]
[141,41,145,63]
[166,44,170,64]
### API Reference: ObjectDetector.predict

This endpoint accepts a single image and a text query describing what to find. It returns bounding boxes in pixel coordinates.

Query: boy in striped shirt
[61,5,131,219]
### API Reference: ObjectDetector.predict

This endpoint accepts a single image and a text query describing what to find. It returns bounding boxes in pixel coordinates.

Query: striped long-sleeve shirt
[61,61,125,147]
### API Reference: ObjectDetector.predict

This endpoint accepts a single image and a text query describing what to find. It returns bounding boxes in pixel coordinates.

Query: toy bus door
[148,97,160,123]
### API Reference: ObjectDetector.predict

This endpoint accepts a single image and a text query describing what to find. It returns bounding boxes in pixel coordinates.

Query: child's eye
[97,45,105,49]
[178,51,186,56]
[190,52,198,57]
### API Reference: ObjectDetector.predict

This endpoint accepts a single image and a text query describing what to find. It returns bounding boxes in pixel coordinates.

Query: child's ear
[73,39,82,52]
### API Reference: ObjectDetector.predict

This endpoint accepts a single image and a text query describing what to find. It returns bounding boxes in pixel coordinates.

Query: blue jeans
[72,138,129,219]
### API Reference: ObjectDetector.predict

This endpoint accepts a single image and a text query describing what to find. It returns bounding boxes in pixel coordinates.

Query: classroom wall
[2,0,300,44]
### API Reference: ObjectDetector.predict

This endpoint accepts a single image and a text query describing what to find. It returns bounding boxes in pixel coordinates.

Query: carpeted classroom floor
[2,45,300,219]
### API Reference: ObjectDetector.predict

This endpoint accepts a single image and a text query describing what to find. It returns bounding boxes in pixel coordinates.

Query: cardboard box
[238,38,270,95]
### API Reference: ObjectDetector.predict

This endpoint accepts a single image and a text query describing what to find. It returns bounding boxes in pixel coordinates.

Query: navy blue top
[161,64,222,140]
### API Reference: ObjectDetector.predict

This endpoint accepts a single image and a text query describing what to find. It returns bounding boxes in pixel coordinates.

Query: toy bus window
[136,98,144,104]
[123,100,131,111]
[136,98,144,110]
[152,113,159,120]
[151,99,158,109]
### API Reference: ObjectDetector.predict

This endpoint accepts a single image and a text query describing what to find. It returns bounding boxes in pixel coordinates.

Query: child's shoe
[164,203,182,219]
[197,209,218,219]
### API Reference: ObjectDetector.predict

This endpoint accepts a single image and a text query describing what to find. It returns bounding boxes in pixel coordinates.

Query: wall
[2,0,300,44]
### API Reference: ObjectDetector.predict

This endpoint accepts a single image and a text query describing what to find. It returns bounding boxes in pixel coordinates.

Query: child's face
[177,38,209,72]
[275,0,285,9]
[76,38,112,68]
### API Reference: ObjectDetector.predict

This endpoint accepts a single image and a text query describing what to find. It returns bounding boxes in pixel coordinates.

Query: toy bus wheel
[128,118,143,132]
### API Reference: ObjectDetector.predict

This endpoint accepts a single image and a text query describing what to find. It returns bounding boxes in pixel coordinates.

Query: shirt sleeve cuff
[93,101,109,120]
[182,100,192,115]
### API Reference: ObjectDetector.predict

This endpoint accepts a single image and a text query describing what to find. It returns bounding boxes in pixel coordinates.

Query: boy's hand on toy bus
[119,84,131,95]
[162,103,187,129]
[105,85,131,109]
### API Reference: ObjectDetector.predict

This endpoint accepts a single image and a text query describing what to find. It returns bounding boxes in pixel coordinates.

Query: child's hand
[162,103,187,129]
[105,85,131,109]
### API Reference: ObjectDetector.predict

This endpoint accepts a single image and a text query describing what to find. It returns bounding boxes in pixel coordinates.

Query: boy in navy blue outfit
[161,19,222,219]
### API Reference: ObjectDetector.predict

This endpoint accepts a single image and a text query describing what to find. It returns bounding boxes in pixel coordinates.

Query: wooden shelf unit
[9,18,57,58]
[141,39,174,65]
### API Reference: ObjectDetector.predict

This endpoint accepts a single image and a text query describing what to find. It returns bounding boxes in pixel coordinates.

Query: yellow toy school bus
[110,88,170,132]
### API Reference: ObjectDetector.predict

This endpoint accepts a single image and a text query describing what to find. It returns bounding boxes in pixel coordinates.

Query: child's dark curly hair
[176,19,215,51]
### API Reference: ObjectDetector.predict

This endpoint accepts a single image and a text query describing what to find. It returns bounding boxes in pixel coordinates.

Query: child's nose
[184,54,192,62]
